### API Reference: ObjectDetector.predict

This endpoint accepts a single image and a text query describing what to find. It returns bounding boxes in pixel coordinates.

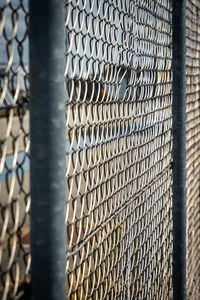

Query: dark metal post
[172,0,186,299]
[29,1,66,300]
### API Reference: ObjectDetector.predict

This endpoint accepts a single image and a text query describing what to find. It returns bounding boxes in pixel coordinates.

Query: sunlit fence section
[65,1,173,299]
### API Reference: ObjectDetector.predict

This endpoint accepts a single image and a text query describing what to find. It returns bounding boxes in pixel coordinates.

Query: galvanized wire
[65,0,173,299]
[0,0,30,299]
[186,1,200,299]
[5,0,200,299]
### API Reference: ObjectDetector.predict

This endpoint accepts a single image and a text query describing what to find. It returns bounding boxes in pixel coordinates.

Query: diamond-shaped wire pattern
[186,1,200,299]
[0,0,30,299]
[65,1,173,299]
[3,0,200,299]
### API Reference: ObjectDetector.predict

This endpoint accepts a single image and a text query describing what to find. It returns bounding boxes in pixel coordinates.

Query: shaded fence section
[0,0,199,299]
[186,0,200,298]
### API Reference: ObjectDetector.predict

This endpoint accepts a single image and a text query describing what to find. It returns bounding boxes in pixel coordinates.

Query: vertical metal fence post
[29,1,66,299]
[172,0,186,299]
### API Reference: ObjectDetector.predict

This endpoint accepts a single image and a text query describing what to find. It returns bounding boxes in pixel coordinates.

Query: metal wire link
[65,0,173,299]
[0,1,30,299]
[186,1,200,299]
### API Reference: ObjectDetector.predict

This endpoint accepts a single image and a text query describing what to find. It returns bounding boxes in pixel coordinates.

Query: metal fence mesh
[2,0,200,299]
[186,1,200,299]
[0,0,30,299]
[65,0,173,299]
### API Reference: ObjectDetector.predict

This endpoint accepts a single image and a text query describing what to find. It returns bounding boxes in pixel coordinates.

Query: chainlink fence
[0,0,199,299]
[0,0,30,299]
[65,0,173,299]
[185,0,200,298]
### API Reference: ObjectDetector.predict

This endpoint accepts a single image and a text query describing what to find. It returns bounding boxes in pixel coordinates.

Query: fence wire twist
[186,1,200,299]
